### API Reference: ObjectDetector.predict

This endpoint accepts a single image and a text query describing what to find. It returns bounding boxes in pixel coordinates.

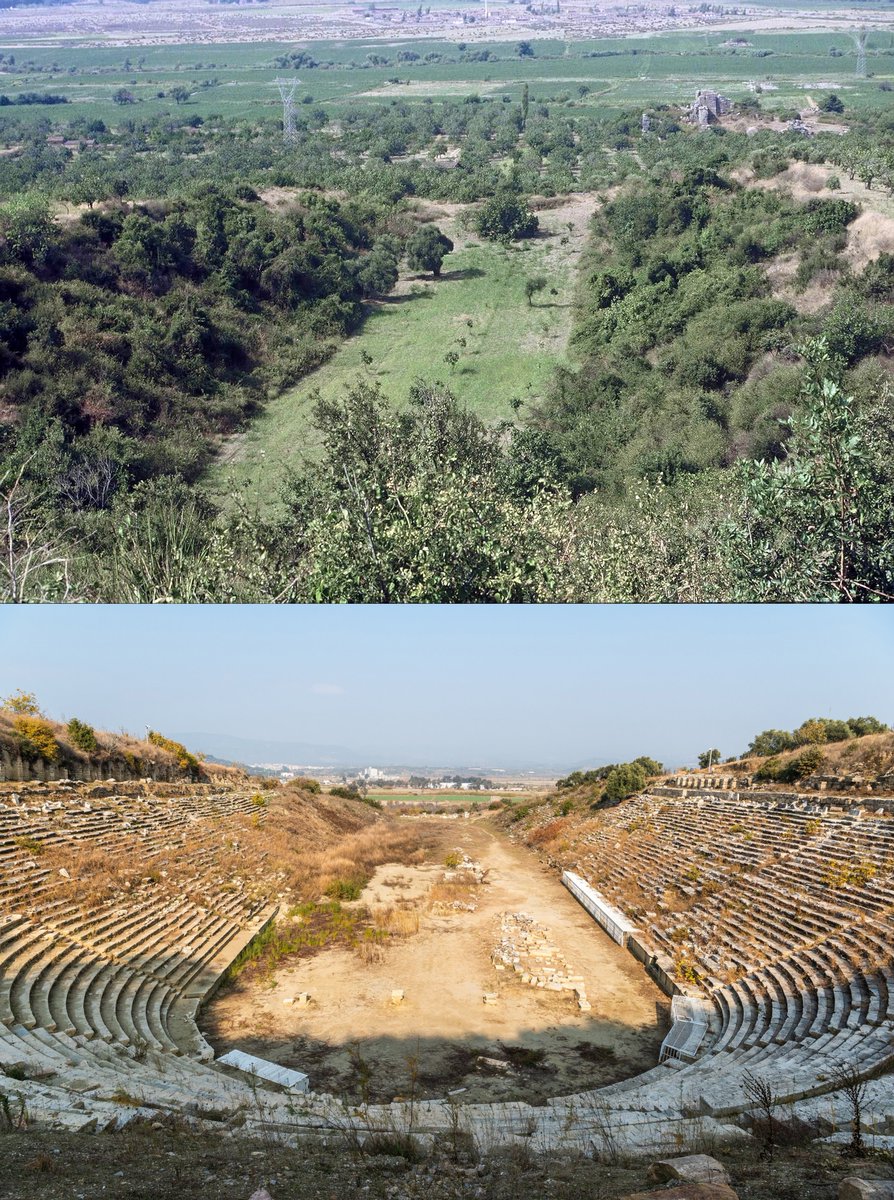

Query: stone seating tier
[1,784,892,1153]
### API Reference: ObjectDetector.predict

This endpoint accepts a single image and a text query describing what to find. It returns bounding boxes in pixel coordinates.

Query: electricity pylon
[853,28,868,78]
[275,76,299,145]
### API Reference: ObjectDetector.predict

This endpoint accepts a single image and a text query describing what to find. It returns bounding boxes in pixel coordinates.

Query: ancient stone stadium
[3,748,894,1168]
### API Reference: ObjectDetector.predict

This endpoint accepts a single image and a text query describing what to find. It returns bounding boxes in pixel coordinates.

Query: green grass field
[1,29,892,129]
[207,197,588,507]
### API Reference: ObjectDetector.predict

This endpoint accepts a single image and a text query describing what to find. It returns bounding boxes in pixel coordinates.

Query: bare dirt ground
[204,818,667,1106]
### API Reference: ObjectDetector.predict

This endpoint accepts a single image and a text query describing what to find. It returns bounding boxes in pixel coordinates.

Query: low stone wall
[651,784,894,814]
[0,748,181,784]
[562,870,637,946]
[627,935,682,998]
[563,871,683,999]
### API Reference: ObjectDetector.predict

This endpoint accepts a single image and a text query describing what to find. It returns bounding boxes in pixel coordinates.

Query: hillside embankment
[0,712,240,785]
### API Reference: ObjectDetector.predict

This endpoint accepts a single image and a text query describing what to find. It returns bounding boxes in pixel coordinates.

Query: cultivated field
[0,29,892,131]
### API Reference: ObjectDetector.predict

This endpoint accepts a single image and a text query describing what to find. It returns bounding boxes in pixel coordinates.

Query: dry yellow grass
[428,869,479,908]
[371,905,420,937]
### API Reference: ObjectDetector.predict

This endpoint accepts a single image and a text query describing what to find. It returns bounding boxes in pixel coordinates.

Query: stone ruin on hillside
[687,88,734,127]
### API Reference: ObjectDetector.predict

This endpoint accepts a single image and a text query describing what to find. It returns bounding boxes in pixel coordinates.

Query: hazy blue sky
[1,606,890,770]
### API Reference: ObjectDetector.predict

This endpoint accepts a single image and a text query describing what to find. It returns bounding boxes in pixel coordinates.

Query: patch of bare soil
[204,819,667,1107]
[5,1122,881,1200]
[739,161,894,273]
[258,185,349,209]
[763,252,835,315]
[844,210,894,272]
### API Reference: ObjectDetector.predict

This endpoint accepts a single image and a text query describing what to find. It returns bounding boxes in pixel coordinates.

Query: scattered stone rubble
[491,913,590,1010]
[430,850,484,913]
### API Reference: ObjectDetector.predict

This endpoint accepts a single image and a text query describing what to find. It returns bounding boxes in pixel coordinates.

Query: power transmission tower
[275,76,299,145]
[853,28,868,78]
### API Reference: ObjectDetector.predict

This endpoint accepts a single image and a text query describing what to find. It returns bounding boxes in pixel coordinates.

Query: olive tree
[722,337,894,601]
[406,225,454,277]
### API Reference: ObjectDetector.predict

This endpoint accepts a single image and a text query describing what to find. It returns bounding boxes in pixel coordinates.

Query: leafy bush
[406,225,454,276]
[13,715,58,761]
[633,756,663,776]
[3,690,42,716]
[147,730,201,777]
[324,876,366,901]
[476,192,539,244]
[783,746,825,780]
[291,776,321,793]
[797,198,857,237]
[818,93,844,114]
[602,761,647,803]
[330,785,361,801]
[66,717,98,752]
[756,745,824,782]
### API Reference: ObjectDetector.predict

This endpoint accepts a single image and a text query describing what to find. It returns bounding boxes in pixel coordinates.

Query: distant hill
[174,731,364,769]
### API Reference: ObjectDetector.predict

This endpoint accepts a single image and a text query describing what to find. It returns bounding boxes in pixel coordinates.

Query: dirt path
[204,817,667,1106]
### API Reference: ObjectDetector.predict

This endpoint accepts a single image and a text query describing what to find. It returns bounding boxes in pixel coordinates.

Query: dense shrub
[602,761,647,804]
[476,192,539,243]
[13,715,58,761]
[324,875,366,901]
[330,785,361,801]
[66,717,98,752]
[147,730,201,776]
[756,745,824,783]
[291,776,321,793]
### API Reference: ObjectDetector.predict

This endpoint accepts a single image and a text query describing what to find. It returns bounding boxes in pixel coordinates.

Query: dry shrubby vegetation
[726,730,894,789]
[3,1119,884,1200]
[0,689,236,782]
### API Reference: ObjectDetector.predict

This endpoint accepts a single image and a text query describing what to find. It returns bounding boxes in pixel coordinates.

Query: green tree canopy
[476,191,539,244]
[602,762,647,804]
[406,225,454,277]
[724,338,894,601]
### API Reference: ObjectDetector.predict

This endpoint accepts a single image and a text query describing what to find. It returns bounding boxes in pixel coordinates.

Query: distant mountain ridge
[174,731,363,768]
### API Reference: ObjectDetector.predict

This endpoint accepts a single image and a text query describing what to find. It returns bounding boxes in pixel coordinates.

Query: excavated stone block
[648,1155,731,1186]
[839,1180,894,1200]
